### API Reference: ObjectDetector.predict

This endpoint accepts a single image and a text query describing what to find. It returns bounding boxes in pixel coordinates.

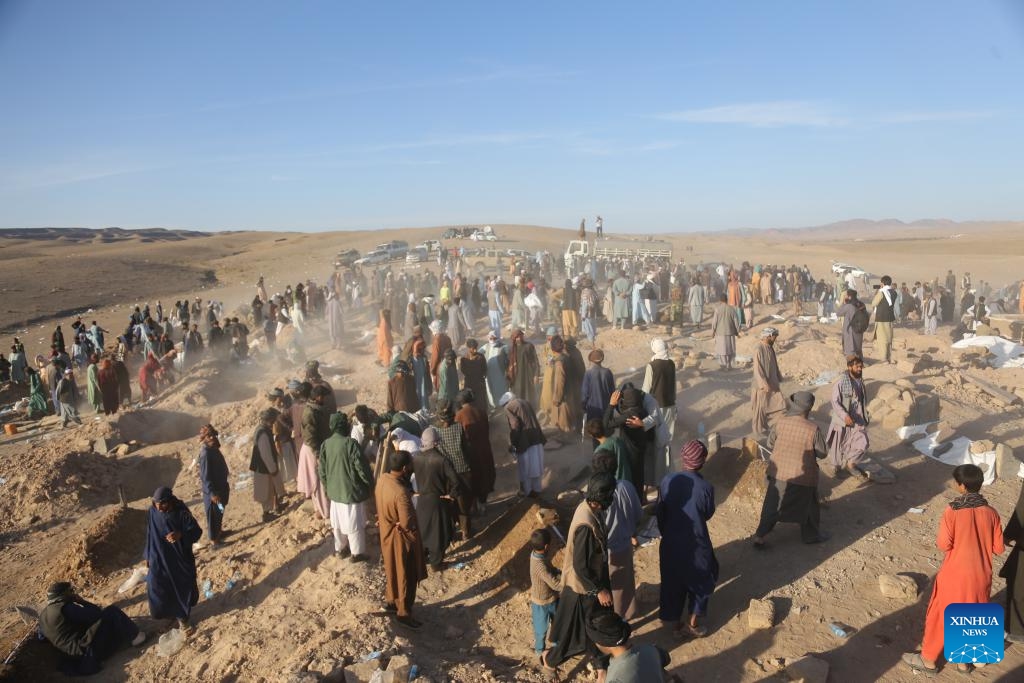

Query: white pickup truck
[564,238,673,272]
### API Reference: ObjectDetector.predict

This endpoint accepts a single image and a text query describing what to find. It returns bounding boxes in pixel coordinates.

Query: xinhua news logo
[944,603,1004,665]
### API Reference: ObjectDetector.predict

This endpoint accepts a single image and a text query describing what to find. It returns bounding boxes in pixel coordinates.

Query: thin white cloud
[570,138,684,156]
[655,101,998,128]
[0,162,167,192]
[873,110,996,124]
[368,131,555,151]
[655,101,846,128]
[118,66,576,122]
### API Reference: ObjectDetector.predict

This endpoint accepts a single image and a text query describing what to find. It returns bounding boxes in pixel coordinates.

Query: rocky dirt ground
[2,226,1024,682]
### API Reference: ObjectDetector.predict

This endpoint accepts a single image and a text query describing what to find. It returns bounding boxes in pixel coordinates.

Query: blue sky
[1,1,1022,233]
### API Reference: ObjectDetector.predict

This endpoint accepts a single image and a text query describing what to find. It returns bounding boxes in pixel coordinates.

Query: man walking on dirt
[752,391,829,548]
[825,355,870,482]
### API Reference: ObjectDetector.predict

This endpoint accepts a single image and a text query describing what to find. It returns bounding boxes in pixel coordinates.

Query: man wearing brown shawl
[454,389,496,512]
[548,336,574,434]
[376,450,427,629]
[428,322,452,391]
[507,328,540,407]
[750,327,786,437]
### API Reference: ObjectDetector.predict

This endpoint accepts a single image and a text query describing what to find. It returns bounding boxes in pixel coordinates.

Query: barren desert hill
[2,220,1021,337]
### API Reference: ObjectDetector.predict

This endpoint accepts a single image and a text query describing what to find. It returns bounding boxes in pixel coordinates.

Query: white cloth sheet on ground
[951,335,1024,368]
[912,435,996,485]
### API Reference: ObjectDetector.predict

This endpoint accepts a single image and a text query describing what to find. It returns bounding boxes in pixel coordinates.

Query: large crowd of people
[6,246,1023,681]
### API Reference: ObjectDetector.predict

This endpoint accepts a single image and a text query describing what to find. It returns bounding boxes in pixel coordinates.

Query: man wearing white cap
[642,338,677,482]
[500,392,546,496]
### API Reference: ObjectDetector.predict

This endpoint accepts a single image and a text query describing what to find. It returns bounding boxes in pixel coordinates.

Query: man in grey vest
[871,275,898,363]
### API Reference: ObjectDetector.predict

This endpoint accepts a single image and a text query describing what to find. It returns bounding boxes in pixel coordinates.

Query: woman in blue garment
[656,440,718,638]
[145,486,203,632]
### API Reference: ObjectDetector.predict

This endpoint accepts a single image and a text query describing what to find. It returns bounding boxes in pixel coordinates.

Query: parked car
[443,227,477,239]
[354,249,389,266]
[417,240,442,252]
[469,247,509,274]
[374,240,409,259]
[334,248,361,268]
[470,230,496,242]
[405,247,428,264]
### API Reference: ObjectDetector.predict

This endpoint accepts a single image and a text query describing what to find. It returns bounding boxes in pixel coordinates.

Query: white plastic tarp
[951,335,1024,368]
[913,435,997,486]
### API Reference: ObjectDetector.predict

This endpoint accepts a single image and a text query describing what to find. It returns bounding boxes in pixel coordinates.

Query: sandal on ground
[956,663,974,676]
[676,622,708,638]
[538,652,559,681]
[846,464,870,482]
[901,652,937,674]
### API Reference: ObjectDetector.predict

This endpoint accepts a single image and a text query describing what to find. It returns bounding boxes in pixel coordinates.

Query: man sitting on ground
[38,581,146,675]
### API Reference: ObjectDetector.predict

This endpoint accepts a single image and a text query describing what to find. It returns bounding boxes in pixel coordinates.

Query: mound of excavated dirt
[51,506,148,586]
[0,448,120,529]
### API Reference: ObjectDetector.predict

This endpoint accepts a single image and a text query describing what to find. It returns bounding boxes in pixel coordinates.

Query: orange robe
[921,503,1004,661]
[727,276,741,308]
[429,333,452,390]
[375,471,427,617]
[378,318,393,366]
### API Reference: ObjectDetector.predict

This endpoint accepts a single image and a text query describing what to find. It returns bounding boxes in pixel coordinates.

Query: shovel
[4,606,39,665]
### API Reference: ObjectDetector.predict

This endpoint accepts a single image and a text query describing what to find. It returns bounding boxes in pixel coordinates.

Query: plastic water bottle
[202,579,214,599]
[217,503,225,513]
[829,622,849,638]
[408,664,420,681]
[225,571,241,590]
[697,421,706,439]
[156,628,185,657]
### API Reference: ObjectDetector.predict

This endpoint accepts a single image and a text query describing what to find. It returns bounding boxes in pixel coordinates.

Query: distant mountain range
[717,218,1024,240]
[0,227,214,242]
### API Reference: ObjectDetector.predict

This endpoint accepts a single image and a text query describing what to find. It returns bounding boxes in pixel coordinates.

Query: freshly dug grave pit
[116,409,204,444]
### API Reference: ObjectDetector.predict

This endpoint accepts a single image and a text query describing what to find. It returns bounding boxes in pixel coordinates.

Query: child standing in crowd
[903,464,1004,675]
[529,529,561,657]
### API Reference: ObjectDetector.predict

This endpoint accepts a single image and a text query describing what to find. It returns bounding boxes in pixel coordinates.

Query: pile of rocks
[867,381,940,430]
[890,350,934,375]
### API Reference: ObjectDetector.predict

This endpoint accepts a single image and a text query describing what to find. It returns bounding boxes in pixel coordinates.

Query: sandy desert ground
[1,220,1023,682]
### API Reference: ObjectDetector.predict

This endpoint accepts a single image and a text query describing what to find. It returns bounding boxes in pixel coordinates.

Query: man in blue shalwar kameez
[656,440,718,638]
[197,425,230,546]
[145,486,203,632]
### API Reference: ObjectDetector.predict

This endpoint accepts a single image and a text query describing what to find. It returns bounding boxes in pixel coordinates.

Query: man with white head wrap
[500,392,546,496]
[482,331,509,409]
[642,338,678,482]
[412,427,464,571]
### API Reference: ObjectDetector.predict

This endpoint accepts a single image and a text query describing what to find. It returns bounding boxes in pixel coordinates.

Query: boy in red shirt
[903,464,1004,675]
